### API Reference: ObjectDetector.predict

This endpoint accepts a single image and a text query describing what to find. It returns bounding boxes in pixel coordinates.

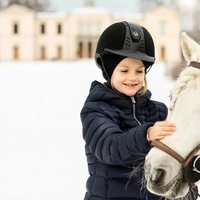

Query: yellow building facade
[0,4,181,63]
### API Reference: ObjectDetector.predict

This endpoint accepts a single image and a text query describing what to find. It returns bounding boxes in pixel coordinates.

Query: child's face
[110,57,145,96]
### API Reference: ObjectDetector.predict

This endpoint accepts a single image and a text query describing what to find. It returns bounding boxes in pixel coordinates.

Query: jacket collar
[87,80,151,109]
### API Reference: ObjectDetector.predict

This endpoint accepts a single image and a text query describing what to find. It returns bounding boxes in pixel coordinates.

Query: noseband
[151,140,200,169]
[150,139,200,192]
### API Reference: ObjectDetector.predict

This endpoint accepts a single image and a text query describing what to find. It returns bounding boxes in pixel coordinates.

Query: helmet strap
[99,54,111,81]
[145,65,152,74]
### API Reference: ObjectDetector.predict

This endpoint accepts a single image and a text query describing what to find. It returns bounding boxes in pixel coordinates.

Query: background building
[0,3,181,64]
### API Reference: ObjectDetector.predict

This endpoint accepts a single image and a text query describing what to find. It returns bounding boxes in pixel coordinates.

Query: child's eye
[121,70,128,73]
[137,70,144,73]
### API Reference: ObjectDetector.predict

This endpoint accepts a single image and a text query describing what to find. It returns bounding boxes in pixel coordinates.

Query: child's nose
[128,74,136,81]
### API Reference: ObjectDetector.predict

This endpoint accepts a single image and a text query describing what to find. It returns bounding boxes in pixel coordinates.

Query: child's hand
[147,121,176,142]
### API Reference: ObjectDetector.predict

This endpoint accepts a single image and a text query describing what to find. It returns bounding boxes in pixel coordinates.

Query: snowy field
[0,60,193,200]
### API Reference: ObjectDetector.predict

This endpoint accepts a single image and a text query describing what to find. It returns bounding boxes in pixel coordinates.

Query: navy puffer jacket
[81,81,168,200]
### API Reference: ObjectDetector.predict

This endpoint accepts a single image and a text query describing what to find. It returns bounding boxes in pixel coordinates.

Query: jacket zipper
[131,97,142,125]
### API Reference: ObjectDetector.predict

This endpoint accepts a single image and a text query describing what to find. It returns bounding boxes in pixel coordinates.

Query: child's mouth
[125,83,137,88]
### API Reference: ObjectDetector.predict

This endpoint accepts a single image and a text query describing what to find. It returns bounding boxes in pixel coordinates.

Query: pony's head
[144,32,200,199]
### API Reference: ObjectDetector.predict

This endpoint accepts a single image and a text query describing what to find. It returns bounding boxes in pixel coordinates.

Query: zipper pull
[131,96,136,104]
[131,96,141,125]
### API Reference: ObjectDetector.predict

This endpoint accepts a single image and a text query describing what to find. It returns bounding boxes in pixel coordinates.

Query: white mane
[169,67,200,111]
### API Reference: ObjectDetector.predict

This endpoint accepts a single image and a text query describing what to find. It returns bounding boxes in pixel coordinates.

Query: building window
[13,46,19,60]
[40,23,46,34]
[57,46,62,59]
[160,46,166,60]
[13,23,19,34]
[40,46,46,60]
[77,42,83,58]
[57,23,62,34]
[88,42,92,58]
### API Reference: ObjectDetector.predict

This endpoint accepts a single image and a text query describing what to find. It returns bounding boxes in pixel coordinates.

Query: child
[80,21,176,200]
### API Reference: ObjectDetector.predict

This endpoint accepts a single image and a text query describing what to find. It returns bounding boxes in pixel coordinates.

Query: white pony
[144,32,200,199]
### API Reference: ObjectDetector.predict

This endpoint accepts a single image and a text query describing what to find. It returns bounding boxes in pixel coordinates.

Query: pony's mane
[169,67,200,111]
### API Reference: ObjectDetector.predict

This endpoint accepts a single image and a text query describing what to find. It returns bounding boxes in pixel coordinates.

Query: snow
[0,60,194,199]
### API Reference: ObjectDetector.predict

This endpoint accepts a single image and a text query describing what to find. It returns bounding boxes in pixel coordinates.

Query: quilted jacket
[80,81,168,200]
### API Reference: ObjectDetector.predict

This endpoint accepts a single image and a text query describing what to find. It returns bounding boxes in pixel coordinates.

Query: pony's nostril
[151,168,166,185]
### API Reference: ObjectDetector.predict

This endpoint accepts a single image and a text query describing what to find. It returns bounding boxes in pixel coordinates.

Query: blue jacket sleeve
[81,107,152,166]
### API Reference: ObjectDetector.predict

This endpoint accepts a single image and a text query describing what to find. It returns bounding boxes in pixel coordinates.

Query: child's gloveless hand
[147,121,176,142]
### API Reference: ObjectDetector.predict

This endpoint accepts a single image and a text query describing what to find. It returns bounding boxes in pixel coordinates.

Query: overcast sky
[49,0,196,14]
[50,0,139,13]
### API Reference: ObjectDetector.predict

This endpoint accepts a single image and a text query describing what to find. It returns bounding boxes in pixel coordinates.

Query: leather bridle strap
[151,140,184,163]
[151,140,200,167]
[189,61,200,69]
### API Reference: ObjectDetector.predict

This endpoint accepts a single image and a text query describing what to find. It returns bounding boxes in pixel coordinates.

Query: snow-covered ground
[0,60,187,200]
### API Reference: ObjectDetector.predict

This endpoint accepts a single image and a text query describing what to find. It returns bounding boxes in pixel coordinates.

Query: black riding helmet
[95,21,155,80]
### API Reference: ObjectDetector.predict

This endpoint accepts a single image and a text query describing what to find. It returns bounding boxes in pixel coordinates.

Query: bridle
[151,61,200,187]
[150,139,200,194]
[151,140,200,169]
[189,61,200,70]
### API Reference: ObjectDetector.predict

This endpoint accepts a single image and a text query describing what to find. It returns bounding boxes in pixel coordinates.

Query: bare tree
[139,0,179,12]
[187,0,200,43]
[6,0,51,11]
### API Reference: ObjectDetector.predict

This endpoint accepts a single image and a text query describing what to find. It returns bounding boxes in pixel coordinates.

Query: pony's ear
[181,32,200,63]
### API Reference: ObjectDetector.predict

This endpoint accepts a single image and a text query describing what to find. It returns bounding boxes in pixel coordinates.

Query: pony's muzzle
[144,154,182,195]
[148,168,165,185]
[145,164,168,187]
[145,154,190,198]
